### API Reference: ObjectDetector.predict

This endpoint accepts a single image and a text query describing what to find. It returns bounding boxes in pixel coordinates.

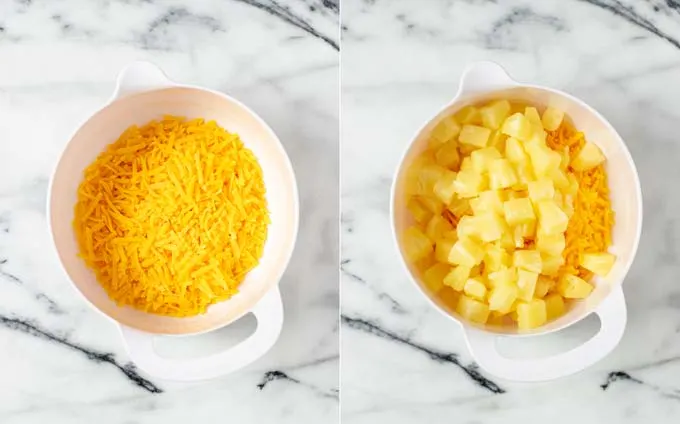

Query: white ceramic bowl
[48,62,300,381]
[391,61,642,382]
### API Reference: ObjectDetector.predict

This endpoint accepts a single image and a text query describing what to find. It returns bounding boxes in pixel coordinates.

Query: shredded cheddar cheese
[546,123,614,280]
[74,116,269,317]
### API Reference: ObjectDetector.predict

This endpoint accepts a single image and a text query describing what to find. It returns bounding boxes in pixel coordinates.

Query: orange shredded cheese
[546,123,614,280]
[74,116,269,317]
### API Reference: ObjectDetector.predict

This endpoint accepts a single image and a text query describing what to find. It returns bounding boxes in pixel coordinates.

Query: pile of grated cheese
[74,116,269,317]
[546,123,614,281]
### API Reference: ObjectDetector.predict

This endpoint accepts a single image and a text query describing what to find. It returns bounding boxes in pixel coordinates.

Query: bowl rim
[46,83,300,336]
[390,82,643,337]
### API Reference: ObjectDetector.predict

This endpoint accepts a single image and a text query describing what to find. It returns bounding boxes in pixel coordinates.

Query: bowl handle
[119,286,283,382]
[110,61,174,101]
[463,285,627,382]
[456,61,518,96]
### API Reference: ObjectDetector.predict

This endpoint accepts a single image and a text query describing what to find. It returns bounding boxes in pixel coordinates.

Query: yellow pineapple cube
[433,170,458,204]
[503,197,536,226]
[434,141,461,170]
[566,172,579,196]
[528,179,555,203]
[505,137,527,164]
[403,226,433,261]
[464,278,488,300]
[513,162,535,189]
[545,293,566,320]
[559,146,570,170]
[527,127,548,147]
[459,125,491,148]
[460,156,473,171]
[537,200,569,235]
[448,197,471,217]
[524,106,542,128]
[501,113,534,142]
[581,252,616,276]
[571,142,605,171]
[455,106,482,125]
[417,163,448,195]
[456,215,479,240]
[487,311,506,326]
[430,116,461,148]
[488,131,507,151]
[526,142,561,177]
[536,232,566,257]
[513,226,525,249]
[557,274,594,298]
[488,158,518,190]
[517,299,547,329]
[550,168,570,191]
[453,169,487,198]
[563,195,575,218]
[471,147,502,174]
[407,197,433,224]
[425,215,454,242]
[517,269,539,302]
[438,287,461,310]
[448,237,485,267]
[443,265,471,291]
[435,237,457,263]
[499,231,516,252]
[513,250,542,274]
[541,254,564,276]
[423,263,451,293]
[488,284,518,314]
[475,213,506,243]
[534,276,553,298]
[541,106,564,131]
[470,190,505,215]
[487,267,516,288]
[418,195,444,215]
[516,221,536,238]
[456,295,490,324]
[480,100,511,130]
[483,244,512,272]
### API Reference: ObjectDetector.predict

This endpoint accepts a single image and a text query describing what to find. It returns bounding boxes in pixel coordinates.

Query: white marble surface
[0,0,338,423]
[341,0,680,422]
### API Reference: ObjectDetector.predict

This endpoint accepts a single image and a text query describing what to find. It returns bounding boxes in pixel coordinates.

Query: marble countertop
[0,0,338,423]
[341,0,680,422]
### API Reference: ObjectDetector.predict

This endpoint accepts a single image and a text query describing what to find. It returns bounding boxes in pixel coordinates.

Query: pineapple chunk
[488,131,507,151]
[487,267,517,288]
[499,231,515,252]
[453,169,487,198]
[514,250,542,274]
[537,200,569,235]
[459,156,473,171]
[559,146,570,170]
[563,194,575,218]
[550,168,570,191]
[425,215,454,242]
[475,213,506,243]
[403,226,432,261]
[571,142,606,171]
[557,274,594,298]
[430,116,461,148]
[407,197,433,224]
[418,195,444,215]
[566,172,579,196]
[536,232,566,257]
[488,158,518,190]
[534,276,553,298]
[487,311,506,326]
[541,254,564,276]
[541,106,565,131]
[480,100,511,130]
[470,190,505,215]
[438,287,461,310]
[423,263,451,292]
[528,179,555,203]
[503,198,536,226]
[545,293,566,320]
[448,197,471,217]
[501,113,534,142]
[444,265,472,291]
[448,237,485,267]
[488,284,518,314]
[505,137,527,164]
[517,299,547,329]
[435,237,457,263]
[433,170,458,204]
[417,163,449,195]
[517,270,539,303]
[524,106,542,128]
[512,225,525,249]
[434,141,461,170]
[464,278,488,300]
[483,244,512,272]
[516,221,536,238]
[526,142,561,177]
[456,106,482,125]
[459,125,491,148]
[456,215,479,240]
[513,162,535,189]
[471,147,502,174]
[581,252,616,276]
[456,295,490,324]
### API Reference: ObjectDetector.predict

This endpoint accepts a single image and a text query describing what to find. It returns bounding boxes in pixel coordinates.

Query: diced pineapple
[448,197,471,217]
[448,237,485,267]
[475,213,506,243]
[434,237,457,263]
[403,226,433,261]
[544,293,566,320]
[557,274,594,298]
[505,137,527,164]
[471,190,505,216]
[430,116,462,148]
[566,172,579,196]
[453,169,487,198]
[541,106,564,131]
[536,231,566,257]
[464,278,488,300]
[524,106,542,128]
[550,168,570,191]
[528,179,555,203]
[537,200,569,235]
[444,265,471,291]
[559,146,570,170]
[456,295,490,324]
[471,147,502,174]
[488,158,518,190]
[513,162,535,189]
[455,106,482,125]
[512,225,525,249]
[516,221,536,238]
[459,156,473,171]
[534,276,553,298]
[459,125,491,148]
[501,113,534,142]
[433,170,458,204]
[417,163,449,195]
[435,141,461,170]
[407,197,433,223]
[488,284,518,314]
[418,195,444,215]
[423,263,451,293]
[487,267,517,288]
[541,254,564,276]
[581,252,616,276]
[526,143,562,177]
[517,299,547,329]
[571,142,606,171]
[487,311,506,326]
[513,250,542,274]
[488,131,507,151]
[527,127,547,147]
[503,198,536,226]
[438,287,460,310]
[483,243,512,272]
[480,100,511,130]
[425,215,454,242]
[499,231,515,252]
[456,215,479,240]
